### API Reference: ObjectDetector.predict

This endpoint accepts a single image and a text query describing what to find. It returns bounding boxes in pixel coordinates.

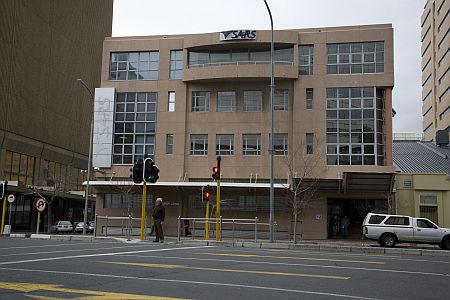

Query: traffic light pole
[215,156,221,241]
[140,181,147,240]
[0,196,6,235]
[215,179,220,241]
[205,199,209,240]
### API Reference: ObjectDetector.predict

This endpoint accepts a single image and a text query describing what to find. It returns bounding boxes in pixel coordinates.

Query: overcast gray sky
[113,0,425,134]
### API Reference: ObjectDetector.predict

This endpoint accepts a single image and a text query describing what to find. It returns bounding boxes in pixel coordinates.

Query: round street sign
[35,198,47,212]
[7,194,15,203]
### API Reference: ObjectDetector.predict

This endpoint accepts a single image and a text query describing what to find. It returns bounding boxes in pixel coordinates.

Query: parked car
[88,222,95,233]
[363,213,450,250]
[74,222,94,233]
[51,221,73,234]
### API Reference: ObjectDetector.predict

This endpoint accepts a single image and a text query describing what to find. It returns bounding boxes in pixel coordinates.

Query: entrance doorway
[327,198,388,239]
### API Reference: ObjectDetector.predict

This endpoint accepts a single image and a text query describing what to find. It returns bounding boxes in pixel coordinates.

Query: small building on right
[393,138,450,227]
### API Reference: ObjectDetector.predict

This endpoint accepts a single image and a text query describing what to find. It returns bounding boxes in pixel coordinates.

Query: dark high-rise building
[0,0,113,231]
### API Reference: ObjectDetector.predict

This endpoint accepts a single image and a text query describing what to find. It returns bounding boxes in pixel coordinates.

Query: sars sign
[220,30,257,41]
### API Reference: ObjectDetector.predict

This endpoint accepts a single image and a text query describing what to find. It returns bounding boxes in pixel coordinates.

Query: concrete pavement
[4,233,450,257]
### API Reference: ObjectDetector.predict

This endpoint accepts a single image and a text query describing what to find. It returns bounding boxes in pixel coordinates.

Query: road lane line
[103,261,350,280]
[0,246,214,265]
[0,241,119,251]
[0,267,381,299]
[0,244,155,257]
[202,248,450,264]
[197,252,385,264]
[117,254,450,278]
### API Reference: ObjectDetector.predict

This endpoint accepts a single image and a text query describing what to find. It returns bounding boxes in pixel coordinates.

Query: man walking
[152,197,165,243]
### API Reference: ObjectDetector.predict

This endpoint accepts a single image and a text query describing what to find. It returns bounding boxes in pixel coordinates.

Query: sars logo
[220,30,257,41]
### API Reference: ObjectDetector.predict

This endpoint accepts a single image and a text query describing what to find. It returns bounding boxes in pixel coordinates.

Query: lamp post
[77,78,94,235]
[263,0,275,242]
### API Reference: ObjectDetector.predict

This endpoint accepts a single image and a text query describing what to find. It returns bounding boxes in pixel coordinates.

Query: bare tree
[281,134,325,244]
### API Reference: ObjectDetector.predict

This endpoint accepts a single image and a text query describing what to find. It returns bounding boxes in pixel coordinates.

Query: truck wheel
[440,237,450,250]
[380,233,396,247]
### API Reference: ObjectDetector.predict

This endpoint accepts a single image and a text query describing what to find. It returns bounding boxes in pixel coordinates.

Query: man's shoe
[153,240,159,242]
[160,240,164,243]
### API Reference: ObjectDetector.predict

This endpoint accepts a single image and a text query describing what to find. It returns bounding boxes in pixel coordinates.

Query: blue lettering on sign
[220,30,257,41]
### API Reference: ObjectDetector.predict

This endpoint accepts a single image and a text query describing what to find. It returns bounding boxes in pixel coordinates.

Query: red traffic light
[212,166,220,180]
[203,191,211,201]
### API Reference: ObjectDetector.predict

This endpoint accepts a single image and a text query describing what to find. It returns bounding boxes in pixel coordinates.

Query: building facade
[421,0,450,141]
[0,0,113,232]
[92,24,395,240]
[393,140,450,227]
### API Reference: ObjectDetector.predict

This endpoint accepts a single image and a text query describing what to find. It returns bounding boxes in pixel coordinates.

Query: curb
[175,239,450,257]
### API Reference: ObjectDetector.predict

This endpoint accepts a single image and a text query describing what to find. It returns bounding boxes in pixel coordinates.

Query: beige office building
[421,0,450,141]
[92,24,395,240]
[0,1,113,232]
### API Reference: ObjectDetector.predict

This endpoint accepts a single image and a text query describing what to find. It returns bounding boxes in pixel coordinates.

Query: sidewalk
[3,233,449,257]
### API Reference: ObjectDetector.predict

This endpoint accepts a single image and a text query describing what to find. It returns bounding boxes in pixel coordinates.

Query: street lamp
[77,78,94,235]
[263,0,275,242]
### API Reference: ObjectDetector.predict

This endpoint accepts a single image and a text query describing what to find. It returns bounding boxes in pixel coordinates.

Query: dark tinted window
[417,219,437,229]
[368,215,385,224]
[384,217,410,226]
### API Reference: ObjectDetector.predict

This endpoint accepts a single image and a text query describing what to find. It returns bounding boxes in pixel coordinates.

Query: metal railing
[177,216,277,244]
[188,60,294,68]
[94,214,145,241]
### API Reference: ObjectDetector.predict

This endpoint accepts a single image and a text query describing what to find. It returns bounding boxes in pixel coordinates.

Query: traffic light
[0,181,6,199]
[144,158,160,183]
[203,185,211,201]
[212,166,220,180]
[131,159,144,184]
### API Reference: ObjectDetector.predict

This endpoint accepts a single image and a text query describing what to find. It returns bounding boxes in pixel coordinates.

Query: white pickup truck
[363,213,450,250]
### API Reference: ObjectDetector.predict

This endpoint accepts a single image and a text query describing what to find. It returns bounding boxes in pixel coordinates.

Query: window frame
[190,134,208,156]
[242,134,261,156]
[191,92,210,112]
[216,134,234,156]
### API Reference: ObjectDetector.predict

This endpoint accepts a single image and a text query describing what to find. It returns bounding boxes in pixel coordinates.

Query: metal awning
[342,172,395,194]
[84,181,288,189]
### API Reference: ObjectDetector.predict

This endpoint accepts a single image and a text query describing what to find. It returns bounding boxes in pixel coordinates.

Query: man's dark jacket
[152,204,165,221]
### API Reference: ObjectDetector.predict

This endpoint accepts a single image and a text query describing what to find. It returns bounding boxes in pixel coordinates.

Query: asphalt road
[0,237,449,299]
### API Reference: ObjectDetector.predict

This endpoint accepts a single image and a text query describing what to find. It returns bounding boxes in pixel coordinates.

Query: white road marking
[0,244,155,257]
[118,254,450,277]
[0,266,383,300]
[203,247,450,264]
[0,241,118,250]
[0,246,214,265]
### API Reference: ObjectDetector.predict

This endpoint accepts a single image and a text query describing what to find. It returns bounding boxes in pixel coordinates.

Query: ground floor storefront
[1,183,94,233]
[91,172,395,240]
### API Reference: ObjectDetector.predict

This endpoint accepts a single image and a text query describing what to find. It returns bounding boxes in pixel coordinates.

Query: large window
[326,87,376,165]
[113,92,157,164]
[274,90,289,111]
[109,51,159,80]
[192,92,210,112]
[299,45,314,75]
[190,134,208,155]
[273,133,288,156]
[243,91,262,112]
[217,91,236,112]
[327,42,384,74]
[170,50,183,79]
[216,134,234,155]
[4,151,35,185]
[243,134,261,155]
[188,47,294,67]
